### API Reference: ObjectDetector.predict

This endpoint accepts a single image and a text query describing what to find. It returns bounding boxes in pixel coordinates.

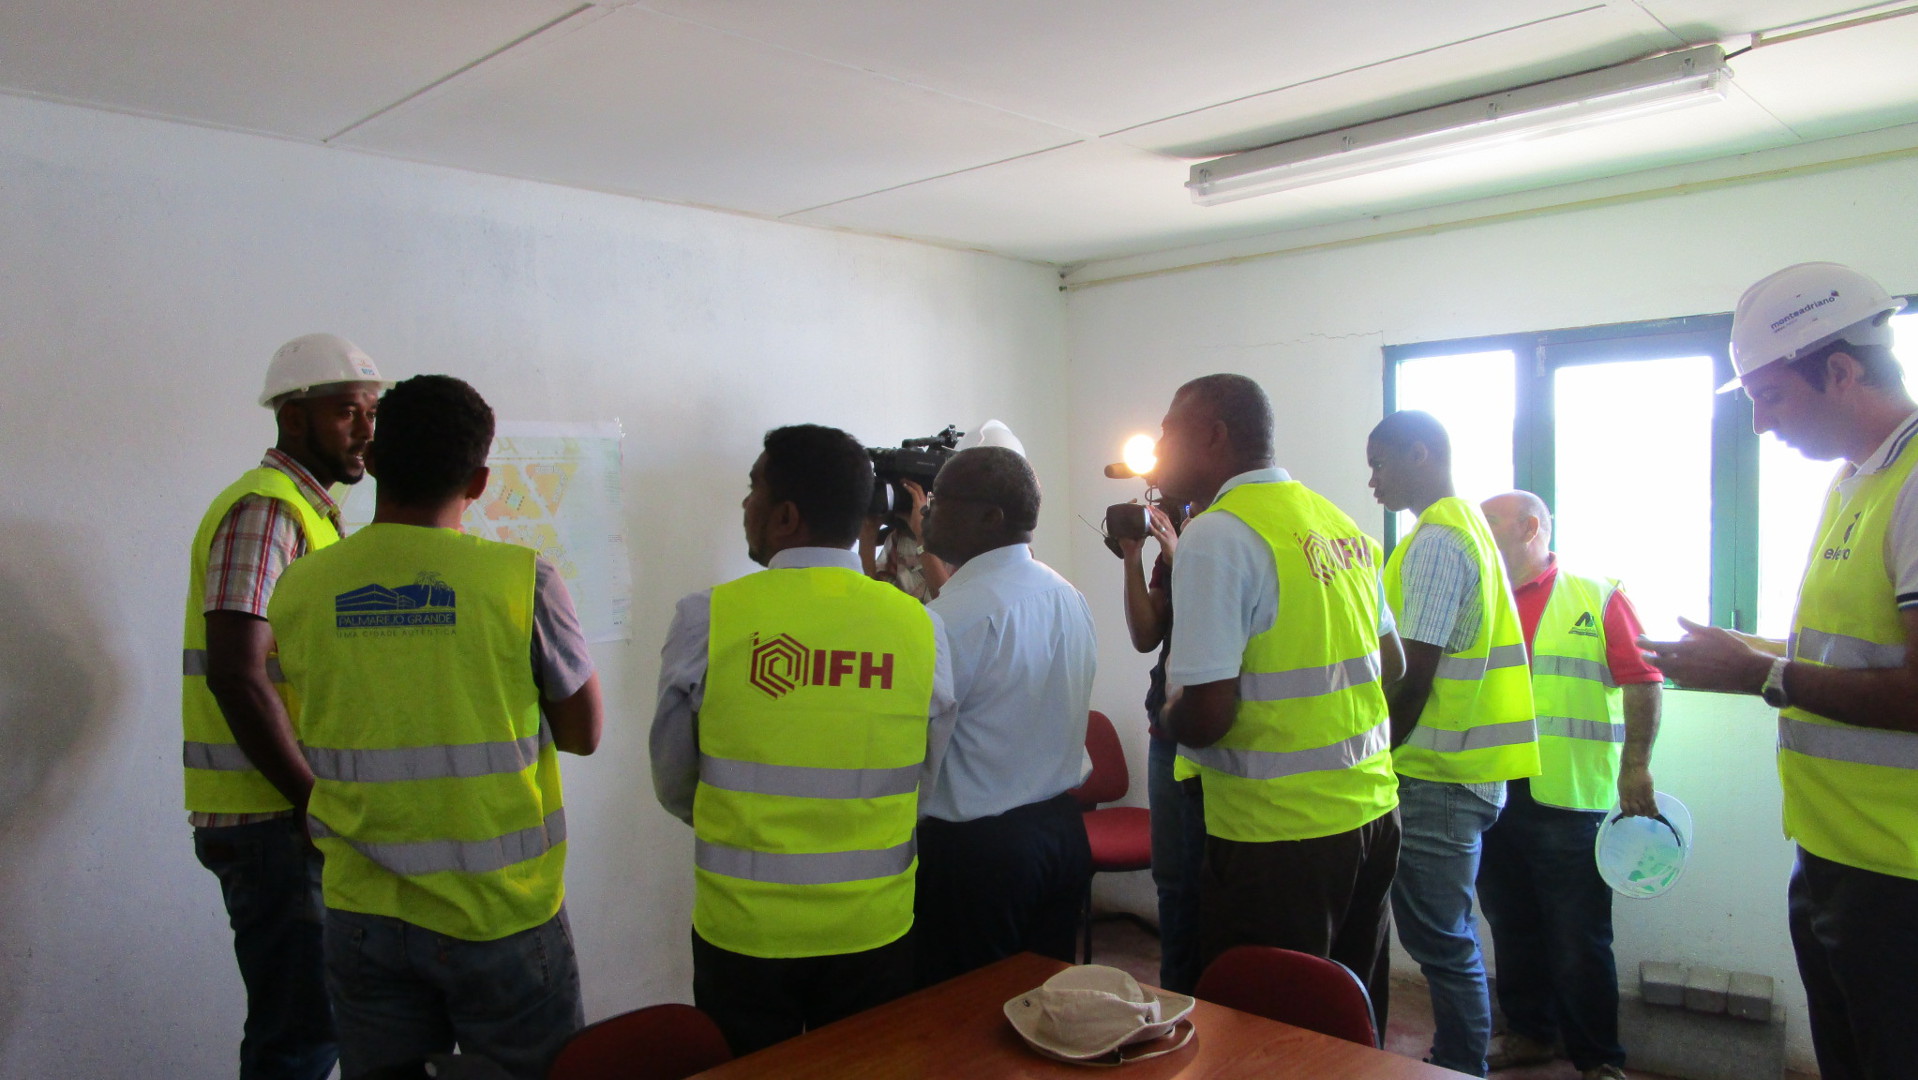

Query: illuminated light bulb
[1122,435,1158,477]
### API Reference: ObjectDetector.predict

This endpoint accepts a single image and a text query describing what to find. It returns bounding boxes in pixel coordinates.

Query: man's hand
[1147,504,1178,564]
[1616,764,1657,817]
[902,479,930,541]
[1638,616,1770,694]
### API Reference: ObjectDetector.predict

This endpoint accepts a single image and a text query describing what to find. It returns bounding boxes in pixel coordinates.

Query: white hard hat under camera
[1724,262,1904,392]
[260,332,392,408]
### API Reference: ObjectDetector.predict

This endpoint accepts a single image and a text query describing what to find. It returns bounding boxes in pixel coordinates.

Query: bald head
[1482,489,1552,583]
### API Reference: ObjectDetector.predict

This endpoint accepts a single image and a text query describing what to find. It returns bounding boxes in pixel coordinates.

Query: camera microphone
[1103,462,1136,479]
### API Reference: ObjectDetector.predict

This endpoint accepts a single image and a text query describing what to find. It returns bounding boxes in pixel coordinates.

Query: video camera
[867,425,963,519]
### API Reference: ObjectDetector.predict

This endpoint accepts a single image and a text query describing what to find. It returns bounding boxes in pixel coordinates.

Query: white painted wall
[1066,152,1918,1073]
[0,94,1067,1078]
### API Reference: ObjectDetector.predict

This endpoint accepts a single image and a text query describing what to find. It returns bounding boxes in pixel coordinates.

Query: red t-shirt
[1512,558,1663,685]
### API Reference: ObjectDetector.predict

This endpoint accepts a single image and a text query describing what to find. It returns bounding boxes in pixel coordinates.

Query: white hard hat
[259,333,391,408]
[1724,262,1905,392]
[958,419,1026,457]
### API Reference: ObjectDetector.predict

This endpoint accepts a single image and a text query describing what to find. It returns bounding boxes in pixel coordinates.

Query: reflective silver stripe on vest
[1185,719,1390,781]
[305,731,550,783]
[308,808,567,876]
[1403,717,1537,754]
[1239,654,1381,702]
[1433,643,1530,681]
[1537,715,1626,744]
[183,741,257,772]
[1778,716,1918,771]
[182,648,286,683]
[699,755,919,800]
[1791,628,1908,670]
[1532,653,1617,688]
[694,837,916,886]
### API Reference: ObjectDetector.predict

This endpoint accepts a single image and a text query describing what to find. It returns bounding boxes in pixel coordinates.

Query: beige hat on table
[1003,965,1195,1065]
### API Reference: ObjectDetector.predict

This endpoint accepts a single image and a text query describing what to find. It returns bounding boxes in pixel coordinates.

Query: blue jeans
[1147,736,1206,993]
[193,817,337,1080]
[1476,779,1622,1072]
[1391,776,1503,1076]
[323,907,583,1080]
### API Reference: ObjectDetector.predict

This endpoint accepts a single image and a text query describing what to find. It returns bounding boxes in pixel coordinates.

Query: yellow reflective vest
[1176,481,1398,842]
[1781,428,1918,880]
[1528,570,1626,811]
[181,467,340,813]
[269,524,563,941]
[1384,497,1539,784]
[696,567,936,958]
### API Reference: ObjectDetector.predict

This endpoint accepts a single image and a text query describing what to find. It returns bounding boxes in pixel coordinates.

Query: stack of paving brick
[1620,961,1784,1080]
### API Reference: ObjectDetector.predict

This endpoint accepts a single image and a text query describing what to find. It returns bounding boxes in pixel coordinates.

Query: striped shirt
[190,450,340,828]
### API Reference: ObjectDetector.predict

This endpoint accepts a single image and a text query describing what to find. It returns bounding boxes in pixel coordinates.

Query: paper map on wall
[340,420,632,643]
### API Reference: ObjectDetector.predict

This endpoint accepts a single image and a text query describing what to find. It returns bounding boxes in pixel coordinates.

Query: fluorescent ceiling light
[1187,45,1731,206]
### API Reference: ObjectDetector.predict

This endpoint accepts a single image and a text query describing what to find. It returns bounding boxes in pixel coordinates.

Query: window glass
[1755,310,1918,637]
[1553,356,1714,638]
[1393,350,1515,538]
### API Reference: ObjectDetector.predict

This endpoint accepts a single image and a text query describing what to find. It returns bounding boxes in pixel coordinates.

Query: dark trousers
[1790,847,1918,1080]
[1476,779,1623,1071]
[1148,737,1207,994]
[1199,808,1400,1035]
[915,792,1092,987]
[691,928,915,1057]
[193,817,338,1080]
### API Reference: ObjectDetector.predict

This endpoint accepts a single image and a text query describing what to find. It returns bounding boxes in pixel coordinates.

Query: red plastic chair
[547,1003,733,1080]
[1195,945,1380,1048]
[1069,710,1153,962]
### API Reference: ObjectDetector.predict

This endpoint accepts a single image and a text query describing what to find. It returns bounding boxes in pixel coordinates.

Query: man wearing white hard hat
[1641,263,1917,1080]
[181,333,388,1080]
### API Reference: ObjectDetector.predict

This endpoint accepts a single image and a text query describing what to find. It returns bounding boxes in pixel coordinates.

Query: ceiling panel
[0,0,580,139]
[336,6,1083,217]
[1722,14,1918,140]
[635,0,1623,136]
[792,87,1794,265]
[1113,3,1675,157]
[1632,0,1888,39]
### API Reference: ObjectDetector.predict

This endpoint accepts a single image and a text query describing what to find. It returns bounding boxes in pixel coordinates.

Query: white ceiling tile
[1112,3,1676,156]
[1631,0,1886,39]
[1721,14,1918,140]
[336,6,1082,217]
[0,0,581,139]
[635,0,1635,135]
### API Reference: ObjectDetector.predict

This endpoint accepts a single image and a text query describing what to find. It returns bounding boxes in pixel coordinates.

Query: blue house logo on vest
[748,632,895,699]
[334,572,458,629]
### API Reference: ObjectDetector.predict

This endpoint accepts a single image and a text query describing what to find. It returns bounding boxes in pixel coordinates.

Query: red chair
[1194,945,1380,1048]
[547,1002,733,1080]
[1069,709,1153,963]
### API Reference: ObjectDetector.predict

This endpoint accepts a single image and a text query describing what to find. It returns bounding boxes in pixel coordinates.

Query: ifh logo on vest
[749,632,896,699]
[1296,530,1375,585]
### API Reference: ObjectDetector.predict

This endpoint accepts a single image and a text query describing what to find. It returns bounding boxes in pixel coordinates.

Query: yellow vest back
[1383,497,1539,784]
[1176,481,1398,842]
[181,467,340,813]
[1783,436,1918,879]
[696,566,936,958]
[269,524,559,941]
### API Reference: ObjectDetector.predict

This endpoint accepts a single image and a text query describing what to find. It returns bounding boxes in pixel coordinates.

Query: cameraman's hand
[1118,535,1146,562]
[902,479,931,541]
[1147,504,1178,564]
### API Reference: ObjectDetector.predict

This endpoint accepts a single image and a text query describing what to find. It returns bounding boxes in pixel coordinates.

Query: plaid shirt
[189,450,341,828]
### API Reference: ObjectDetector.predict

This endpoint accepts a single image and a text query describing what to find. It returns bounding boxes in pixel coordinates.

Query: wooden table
[689,952,1467,1078]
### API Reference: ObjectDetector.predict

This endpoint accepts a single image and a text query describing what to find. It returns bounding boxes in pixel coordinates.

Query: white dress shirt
[922,543,1097,822]
[649,546,958,825]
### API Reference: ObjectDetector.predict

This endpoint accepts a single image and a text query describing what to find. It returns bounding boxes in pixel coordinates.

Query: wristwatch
[1760,656,1792,709]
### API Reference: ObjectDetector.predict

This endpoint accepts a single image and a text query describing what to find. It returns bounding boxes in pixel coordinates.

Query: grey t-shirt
[532,558,595,700]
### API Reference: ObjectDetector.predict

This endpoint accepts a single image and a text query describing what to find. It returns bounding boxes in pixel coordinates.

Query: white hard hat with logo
[1724,262,1905,392]
[259,333,392,408]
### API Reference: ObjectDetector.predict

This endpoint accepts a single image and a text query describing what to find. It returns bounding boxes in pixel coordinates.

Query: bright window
[1393,349,1515,540]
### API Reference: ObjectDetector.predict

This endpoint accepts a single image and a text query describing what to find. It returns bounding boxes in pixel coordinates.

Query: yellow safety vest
[1528,570,1626,811]
[268,524,562,941]
[181,467,340,813]
[1781,432,1918,879]
[696,567,936,959]
[1384,497,1539,784]
[1175,482,1398,842]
